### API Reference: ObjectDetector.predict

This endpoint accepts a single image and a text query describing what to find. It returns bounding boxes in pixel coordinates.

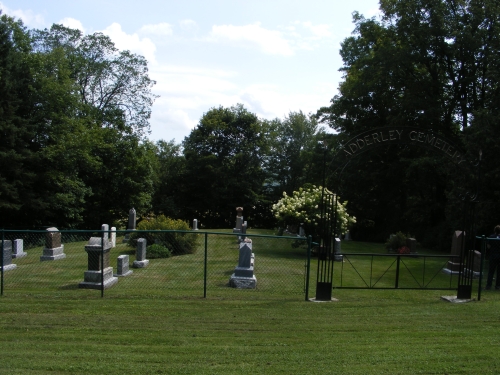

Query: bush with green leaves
[385,231,414,252]
[146,243,171,259]
[129,214,198,255]
[272,185,356,237]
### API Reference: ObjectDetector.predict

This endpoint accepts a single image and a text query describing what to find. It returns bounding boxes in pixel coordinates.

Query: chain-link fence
[1,229,311,300]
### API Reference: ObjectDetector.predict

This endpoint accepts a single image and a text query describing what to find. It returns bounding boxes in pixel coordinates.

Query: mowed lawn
[1,231,499,374]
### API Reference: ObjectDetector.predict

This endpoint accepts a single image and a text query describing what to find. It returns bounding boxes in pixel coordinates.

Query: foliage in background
[129,214,197,255]
[385,231,414,254]
[272,185,356,239]
[146,243,171,259]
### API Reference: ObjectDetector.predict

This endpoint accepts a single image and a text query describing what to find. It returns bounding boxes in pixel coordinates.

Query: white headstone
[193,219,198,230]
[12,239,27,258]
[110,227,116,248]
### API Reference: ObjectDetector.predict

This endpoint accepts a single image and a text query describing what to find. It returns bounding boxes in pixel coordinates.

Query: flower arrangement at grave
[271,185,356,239]
[385,231,413,253]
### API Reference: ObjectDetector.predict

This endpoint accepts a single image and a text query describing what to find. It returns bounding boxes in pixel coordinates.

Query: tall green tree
[182,104,266,228]
[317,0,500,247]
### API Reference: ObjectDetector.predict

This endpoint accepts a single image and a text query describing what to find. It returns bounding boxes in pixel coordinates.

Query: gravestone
[114,255,133,277]
[334,237,343,261]
[406,238,417,254]
[344,231,352,241]
[298,223,306,237]
[1,240,17,271]
[40,227,66,261]
[79,237,118,289]
[123,208,136,243]
[240,221,248,243]
[110,227,116,248]
[101,224,109,241]
[133,238,149,268]
[229,240,257,289]
[12,239,27,258]
[193,219,198,231]
[128,208,136,230]
[443,231,465,274]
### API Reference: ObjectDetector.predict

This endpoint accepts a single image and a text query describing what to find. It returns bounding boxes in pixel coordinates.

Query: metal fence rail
[0,229,311,300]
[331,253,459,290]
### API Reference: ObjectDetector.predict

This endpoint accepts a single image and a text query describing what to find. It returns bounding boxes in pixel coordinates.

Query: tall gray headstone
[12,239,27,258]
[40,227,66,261]
[79,236,117,289]
[229,241,257,289]
[334,237,343,261]
[133,238,149,268]
[444,230,465,274]
[344,231,352,241]
[110,227,116,248]
[128,208,136,230]
[2,240,17,271]
[101,224,109,242]
[193,219,198,231]
[114,254,133,277]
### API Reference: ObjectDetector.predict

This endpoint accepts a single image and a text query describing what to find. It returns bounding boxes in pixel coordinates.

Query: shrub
[129,214,198,255]
[272,185,356,239]
[385,231,413,252]
[147,244,171,259]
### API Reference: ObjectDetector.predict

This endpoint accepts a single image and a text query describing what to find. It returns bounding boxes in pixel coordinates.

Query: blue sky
[1,0,381,143]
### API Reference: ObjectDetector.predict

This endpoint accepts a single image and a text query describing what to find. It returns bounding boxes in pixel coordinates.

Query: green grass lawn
[1,230,499,374]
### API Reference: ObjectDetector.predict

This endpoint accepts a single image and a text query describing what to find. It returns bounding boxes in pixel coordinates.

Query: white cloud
[101,23,157,64]
[139,22,173,36]
[0,2,44,27]
[179,19,197,32]
[210,22,294,56]
[299,22,333,38]
[59,17,85,33]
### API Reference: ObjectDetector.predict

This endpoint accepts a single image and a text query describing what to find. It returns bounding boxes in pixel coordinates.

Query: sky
[0,0,381,143]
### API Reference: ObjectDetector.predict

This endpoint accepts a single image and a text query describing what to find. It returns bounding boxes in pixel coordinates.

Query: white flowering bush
[272,185,356,236]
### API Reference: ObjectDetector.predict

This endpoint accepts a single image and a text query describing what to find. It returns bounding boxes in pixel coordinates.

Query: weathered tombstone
[344,230,352,241]
[229,240,257,289]
[234,207,243,230]
[128,208,136,230]
[193,219,198,231]
[1,240,17,271]
[406,237,417,254]
[334,237,343,261]
[40,227,66,261]
[133,238,149,268]
[443,231,465,274]
[101,224,109,242]
[298,223,306,237]
[471,250,482,277]
[114,254,133,277]
[79,237,118,289]
[110,227,116,248]
[12,239,27,258]
[123,208,136,243]
[240,221,248,243]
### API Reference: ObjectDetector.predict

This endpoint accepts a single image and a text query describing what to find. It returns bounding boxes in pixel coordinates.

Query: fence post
[395,254,401,289]
[305,236,312,301]
[203,232,208,298]
[101,231,104,298]
[478,235,486,301]
[1,229,4,296]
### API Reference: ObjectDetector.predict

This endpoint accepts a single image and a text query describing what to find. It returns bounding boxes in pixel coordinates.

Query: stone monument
[114,254,133,277]
[1,240,17,271]
[193,219,199,231]
[12,239,27,258]
[123,208,136,243]
[344,230,352,241]
[443,231,465,274]
[229,240,257,289]
[79,237,118,289]
[334,237,343,261]
[110,227,117,248]
[133,238,149,268]
[40,227,66,261]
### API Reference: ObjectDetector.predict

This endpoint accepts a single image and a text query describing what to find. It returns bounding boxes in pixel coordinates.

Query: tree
[182,104,266,228]
[317,1,500,247]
